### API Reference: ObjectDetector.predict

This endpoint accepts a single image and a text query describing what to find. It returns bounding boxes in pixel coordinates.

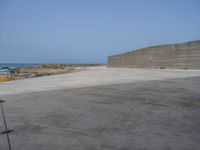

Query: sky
[0,0,200,64]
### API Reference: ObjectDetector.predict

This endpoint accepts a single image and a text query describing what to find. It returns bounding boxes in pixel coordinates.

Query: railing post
[0,99,13,150]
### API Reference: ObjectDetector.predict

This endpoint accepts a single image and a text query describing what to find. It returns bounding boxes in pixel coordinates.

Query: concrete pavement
[1,67,200,96]
[0,76,200,150]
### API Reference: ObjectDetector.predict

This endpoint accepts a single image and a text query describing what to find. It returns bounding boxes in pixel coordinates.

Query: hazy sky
[0,0,200,63]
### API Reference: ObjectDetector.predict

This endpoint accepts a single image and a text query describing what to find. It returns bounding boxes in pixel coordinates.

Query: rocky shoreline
[1,64,105,82]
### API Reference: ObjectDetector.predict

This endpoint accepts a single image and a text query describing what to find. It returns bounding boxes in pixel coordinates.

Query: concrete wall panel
[108,40,200,69]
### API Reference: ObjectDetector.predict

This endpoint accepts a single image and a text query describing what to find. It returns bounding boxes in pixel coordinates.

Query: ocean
[0,63,101,69]
[0,63,41,68]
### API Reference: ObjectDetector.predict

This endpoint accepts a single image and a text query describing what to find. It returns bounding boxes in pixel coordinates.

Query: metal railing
[0,99,13,150]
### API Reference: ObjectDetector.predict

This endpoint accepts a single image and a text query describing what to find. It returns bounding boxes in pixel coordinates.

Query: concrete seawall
[108,40,200,69]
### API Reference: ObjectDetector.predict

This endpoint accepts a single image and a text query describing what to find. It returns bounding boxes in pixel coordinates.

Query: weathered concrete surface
[0,77,200,150]
[1,67,200,96]
[108,40,200,69]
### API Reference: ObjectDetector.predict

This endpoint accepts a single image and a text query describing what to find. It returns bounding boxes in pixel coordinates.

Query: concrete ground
[0,68,200,149]
[0,78,200,149]
[1,67,200,96]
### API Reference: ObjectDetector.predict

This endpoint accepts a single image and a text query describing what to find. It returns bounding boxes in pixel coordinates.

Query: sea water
[0,63,41,68]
